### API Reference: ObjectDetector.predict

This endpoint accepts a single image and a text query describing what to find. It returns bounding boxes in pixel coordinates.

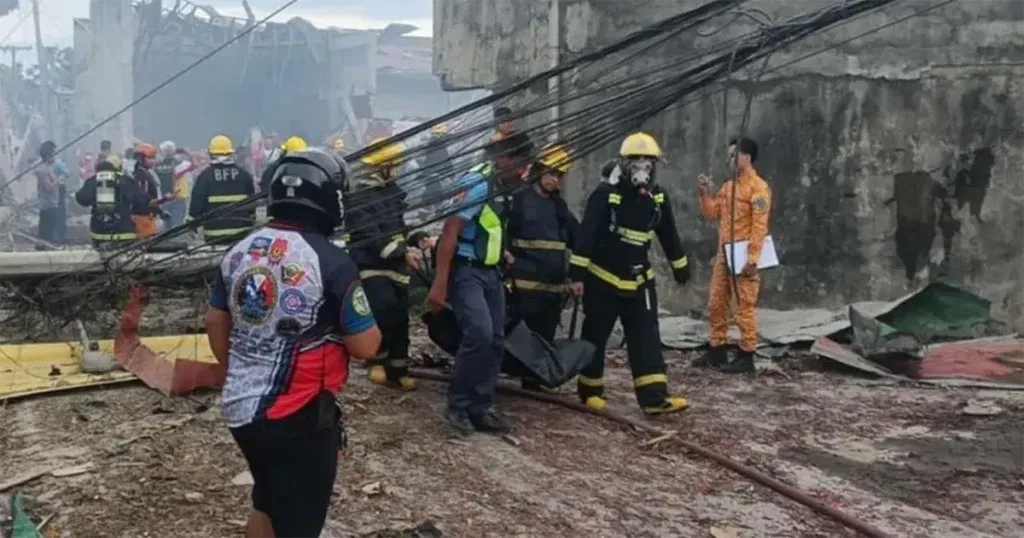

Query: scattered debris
[501,434,521,447]
[0,469,51,493]
[709,526,742,538]
[80,351,118,374]
[960,399,1004,417]
[230,471,254,487]
[50,463,94,478]
[641,430,677,447]
[184,492,205,503]
[360,482,384,496]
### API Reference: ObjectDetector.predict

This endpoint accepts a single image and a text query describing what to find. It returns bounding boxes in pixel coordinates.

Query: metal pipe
[409,368,892,538]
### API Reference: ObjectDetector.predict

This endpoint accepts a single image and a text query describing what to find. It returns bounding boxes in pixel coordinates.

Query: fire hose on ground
[408,368,892,538]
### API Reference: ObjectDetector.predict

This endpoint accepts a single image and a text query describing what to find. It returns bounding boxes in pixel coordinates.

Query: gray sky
[0,0,433,52]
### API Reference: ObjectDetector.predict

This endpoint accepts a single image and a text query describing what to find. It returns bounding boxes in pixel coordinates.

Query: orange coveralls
[699,168,771,352]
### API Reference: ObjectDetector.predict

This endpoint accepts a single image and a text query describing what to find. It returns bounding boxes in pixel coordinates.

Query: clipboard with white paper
[723,235,779,275]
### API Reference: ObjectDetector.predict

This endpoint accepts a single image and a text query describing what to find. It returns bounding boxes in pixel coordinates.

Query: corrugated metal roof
[0,335,217,401]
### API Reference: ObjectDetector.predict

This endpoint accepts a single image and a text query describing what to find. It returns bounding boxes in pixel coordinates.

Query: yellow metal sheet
[0,334,217,400]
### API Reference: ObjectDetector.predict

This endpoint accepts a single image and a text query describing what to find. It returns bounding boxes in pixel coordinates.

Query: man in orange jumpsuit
[697,137,771,373]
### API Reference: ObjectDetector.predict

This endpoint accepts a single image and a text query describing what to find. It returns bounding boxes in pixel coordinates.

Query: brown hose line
[409,368,892,538]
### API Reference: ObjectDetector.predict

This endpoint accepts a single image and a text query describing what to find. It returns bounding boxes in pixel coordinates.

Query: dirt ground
[1,345,1022,538]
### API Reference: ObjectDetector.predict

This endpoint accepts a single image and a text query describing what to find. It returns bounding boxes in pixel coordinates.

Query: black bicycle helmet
[268,148,350,228]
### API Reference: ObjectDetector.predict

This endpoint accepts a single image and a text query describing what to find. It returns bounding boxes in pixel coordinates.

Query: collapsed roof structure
[71,0,446,153]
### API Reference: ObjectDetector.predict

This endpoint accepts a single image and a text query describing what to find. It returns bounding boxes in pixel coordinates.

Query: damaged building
[433,0,1024,329]
[71,0,452,152]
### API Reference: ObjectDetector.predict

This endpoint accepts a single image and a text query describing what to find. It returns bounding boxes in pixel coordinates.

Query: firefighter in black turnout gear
[570,132,691,415]
[75,156,139,249]
[346,138,423,391]
[506,144,579,340]
[189,135,256,242]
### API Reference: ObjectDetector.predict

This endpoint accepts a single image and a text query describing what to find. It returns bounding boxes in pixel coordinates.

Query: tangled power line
[0,0,961,338]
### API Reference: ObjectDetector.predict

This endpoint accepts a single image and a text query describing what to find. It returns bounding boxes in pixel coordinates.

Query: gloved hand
[673,265,690,286]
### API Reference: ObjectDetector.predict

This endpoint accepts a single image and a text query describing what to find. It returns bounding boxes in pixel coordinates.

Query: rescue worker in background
[346,138,423,391]
[189,135,256,243]
[696,137,771,374]
[331,138,347,159]
[155,141,187,229]
[130,143,162,239]
[505,144,579,373]
[98,140,112,163]
[206,148,381,538]
[421,123,453,203]
[123,147,137,177]
[427,132,534,436]
[35,141,70,249]
[261,136,308,192]
[569,132,691,415]
[75,155,138,249]
[490,107,516,143]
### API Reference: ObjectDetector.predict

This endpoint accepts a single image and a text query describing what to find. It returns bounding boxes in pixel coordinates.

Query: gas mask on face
[625,157,655,188]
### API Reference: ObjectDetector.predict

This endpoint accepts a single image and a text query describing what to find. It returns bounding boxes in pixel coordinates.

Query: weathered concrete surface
[433,0,1024,329]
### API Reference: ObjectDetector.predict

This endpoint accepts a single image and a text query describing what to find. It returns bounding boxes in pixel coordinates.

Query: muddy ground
[2,338,1022,538]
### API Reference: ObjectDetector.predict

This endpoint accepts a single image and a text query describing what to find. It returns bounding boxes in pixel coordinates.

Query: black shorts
[230,397,340,537]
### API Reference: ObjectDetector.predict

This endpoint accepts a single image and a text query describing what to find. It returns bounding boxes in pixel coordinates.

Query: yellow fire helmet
[105,153,123,171]
[360,137,406,167]
[282,136,308,153]
[619,132,663,159]
[537,143,571,174]
[208,134,234,156]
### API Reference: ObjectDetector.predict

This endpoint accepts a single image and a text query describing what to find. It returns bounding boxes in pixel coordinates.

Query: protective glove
[673,265,690,286]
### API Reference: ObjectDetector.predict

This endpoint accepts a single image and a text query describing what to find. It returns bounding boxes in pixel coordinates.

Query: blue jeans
[164,199,187,230]
[447,264,505,414]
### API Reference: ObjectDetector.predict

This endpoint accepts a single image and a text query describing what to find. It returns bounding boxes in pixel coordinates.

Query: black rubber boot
[693,345,728,369]
[720,349,755,374]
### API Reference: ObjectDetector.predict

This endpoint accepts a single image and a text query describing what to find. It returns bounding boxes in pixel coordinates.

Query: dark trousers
[37,207,61,248]
[508,291,562,343]
[56,186,67,244]
[448,264,505,413]
[230,397,339,538]
[363,276,410,379]
[578,277,668,407]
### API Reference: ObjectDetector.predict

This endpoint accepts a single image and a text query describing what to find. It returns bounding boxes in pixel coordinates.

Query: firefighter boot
[642,396,690,415]
[692,346,728,369]
[386,359,417,391]
[367,352,390,386]
[577,375,606,411]
[721,350,755,374]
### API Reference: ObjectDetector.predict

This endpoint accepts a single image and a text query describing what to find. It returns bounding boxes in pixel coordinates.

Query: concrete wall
[433,0,1024,328]
[81,0,135,153]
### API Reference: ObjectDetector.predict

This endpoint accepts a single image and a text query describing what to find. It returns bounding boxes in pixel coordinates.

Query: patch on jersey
[247,236,272,260]
[752,195,769,213]
[232,266,278,324]
[352,285,371,316]
[453,190,468,204]
[228,251,244,275]
[280,288,308,315]
[281,263,306,286]
[268,238,289,265]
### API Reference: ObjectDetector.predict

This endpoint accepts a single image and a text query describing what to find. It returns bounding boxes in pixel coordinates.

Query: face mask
[627,158,655,187]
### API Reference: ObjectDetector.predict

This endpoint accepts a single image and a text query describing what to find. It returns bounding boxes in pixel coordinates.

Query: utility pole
[31,0,57,144]
[0,45,32,71]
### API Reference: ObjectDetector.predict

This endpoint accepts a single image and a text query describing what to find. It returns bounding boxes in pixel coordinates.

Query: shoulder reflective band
[670,256,688,269]
[478,204,503,266]
[653,192,665,204]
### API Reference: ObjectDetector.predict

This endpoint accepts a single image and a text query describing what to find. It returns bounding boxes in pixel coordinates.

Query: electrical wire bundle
[0,0,956,341]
